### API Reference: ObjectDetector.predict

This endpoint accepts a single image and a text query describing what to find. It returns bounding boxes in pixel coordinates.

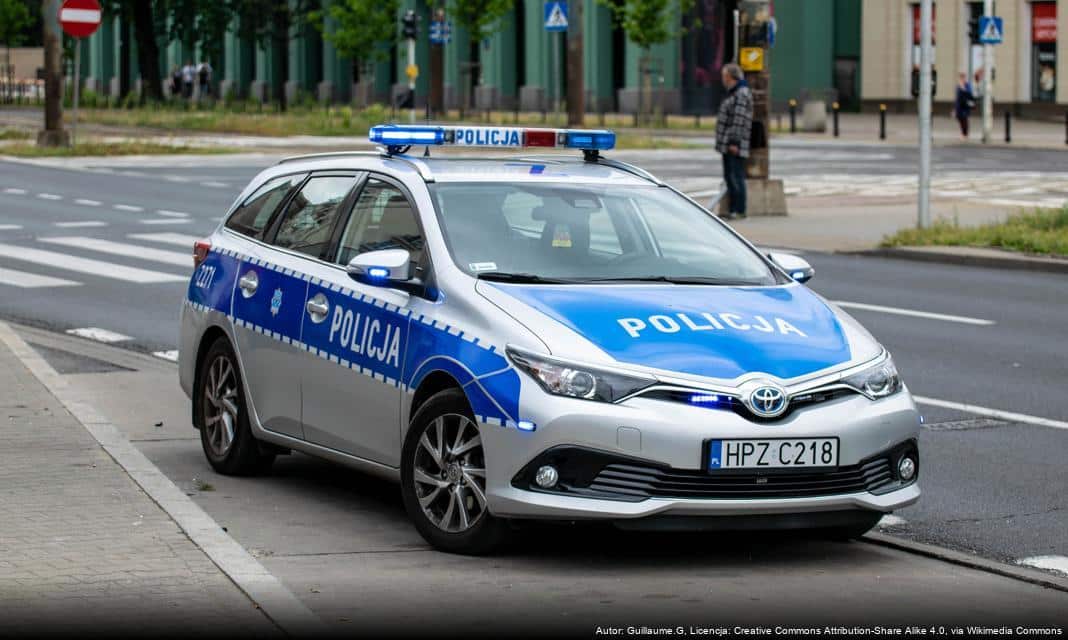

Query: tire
[195,336,274,476]
[401,388,509,555]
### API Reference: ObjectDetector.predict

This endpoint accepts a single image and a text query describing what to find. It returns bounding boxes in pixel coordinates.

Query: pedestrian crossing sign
[544,1,568,32]
[979,16,1003,44]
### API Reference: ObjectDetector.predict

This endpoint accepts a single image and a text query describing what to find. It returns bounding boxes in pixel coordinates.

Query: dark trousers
[722,153,747,215]
[956,114,970,137]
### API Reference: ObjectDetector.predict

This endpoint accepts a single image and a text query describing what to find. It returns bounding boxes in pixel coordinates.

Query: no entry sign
[59,0,102,39]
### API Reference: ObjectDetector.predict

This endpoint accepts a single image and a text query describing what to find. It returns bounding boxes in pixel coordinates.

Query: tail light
[193,240,211,268]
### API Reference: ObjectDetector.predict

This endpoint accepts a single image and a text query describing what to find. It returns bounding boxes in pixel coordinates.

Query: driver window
[336,179,425,273]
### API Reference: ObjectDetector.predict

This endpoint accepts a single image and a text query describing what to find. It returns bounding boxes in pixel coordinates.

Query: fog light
[898,456,917,482]
[534,465,559,488]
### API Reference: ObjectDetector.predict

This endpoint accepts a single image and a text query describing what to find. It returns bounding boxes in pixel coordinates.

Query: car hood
[480,283,878,383]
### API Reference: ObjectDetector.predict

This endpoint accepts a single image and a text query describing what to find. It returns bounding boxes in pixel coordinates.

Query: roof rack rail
[275,149,435,182]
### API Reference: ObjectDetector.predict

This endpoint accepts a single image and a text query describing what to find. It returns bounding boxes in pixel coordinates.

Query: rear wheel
[401,389,509,555]
[196,336,274,476]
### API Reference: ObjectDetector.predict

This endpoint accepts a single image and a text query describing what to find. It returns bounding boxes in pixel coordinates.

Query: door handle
[238,271,258,297]
[306,294,329,321]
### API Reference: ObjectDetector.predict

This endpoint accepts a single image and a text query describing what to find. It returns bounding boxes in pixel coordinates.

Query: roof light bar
[368,124,615,153]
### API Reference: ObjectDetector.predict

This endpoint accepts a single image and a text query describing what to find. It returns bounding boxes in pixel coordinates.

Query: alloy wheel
[412,413,487,533]
[202,354,239,457]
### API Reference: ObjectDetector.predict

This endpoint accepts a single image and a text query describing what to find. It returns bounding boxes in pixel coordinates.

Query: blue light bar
[369,125,446,147]
[562,129,616,151]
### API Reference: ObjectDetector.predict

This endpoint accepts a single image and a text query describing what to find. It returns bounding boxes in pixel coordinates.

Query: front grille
[570,457,894,501]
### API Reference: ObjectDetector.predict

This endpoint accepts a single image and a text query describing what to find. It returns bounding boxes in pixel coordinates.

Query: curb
[849,247,1068,274]
[0,321,329,637]
[864,532,1068,594]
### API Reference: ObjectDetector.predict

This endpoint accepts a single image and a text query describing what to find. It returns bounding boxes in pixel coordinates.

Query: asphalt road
[0,149,1066,586]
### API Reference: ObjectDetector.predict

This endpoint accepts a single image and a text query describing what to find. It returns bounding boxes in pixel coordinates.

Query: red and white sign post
[58,0,102,146]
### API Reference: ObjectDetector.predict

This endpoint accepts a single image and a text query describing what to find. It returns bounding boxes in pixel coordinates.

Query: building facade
[861,0,1068,112]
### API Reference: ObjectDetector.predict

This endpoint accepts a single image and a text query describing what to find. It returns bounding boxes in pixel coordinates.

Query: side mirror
[768,252,815,284]
[347,249,415,291]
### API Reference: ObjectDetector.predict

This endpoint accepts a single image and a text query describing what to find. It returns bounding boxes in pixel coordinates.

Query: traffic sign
[544,1,568,32]
[978,16,1003,44]
[429,20,451,44]
[58,0,102,39]
[739,47,764,72]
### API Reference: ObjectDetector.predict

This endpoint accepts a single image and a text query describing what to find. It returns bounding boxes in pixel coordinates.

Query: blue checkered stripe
[186,247,523,428]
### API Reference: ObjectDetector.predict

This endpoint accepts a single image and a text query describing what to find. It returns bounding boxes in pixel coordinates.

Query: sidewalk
[0,325,281,636]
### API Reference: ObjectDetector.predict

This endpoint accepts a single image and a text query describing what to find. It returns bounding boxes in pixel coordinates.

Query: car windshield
[430,182,782,285]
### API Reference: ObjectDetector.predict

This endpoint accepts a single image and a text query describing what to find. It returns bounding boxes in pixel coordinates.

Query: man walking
[715,64,753,220]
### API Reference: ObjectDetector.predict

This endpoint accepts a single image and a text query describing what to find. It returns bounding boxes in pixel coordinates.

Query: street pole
[407,37,416,124]
[732,9,740,62]
[981,0,994,144]
[552,32,560,120]
[565,0,583,127]
[72,37,80,147]
[38,0,68,147]
[918,0,933,229]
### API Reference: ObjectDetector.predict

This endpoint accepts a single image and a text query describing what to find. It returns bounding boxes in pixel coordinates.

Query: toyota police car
[179,124,921,554]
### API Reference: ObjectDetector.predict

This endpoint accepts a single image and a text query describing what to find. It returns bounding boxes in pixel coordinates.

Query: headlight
[842,356,902,399]
[506,347,655,403]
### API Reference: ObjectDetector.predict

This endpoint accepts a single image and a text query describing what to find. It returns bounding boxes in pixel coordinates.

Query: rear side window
[226,173,305,240]
[273,175,359,258]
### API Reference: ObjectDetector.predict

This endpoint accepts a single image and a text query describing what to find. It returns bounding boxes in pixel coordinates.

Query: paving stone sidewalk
[0,334,280,636]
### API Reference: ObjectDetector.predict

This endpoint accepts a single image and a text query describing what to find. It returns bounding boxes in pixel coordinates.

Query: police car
[179,124,920,554]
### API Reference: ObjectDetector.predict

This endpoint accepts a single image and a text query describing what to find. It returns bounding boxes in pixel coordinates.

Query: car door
[297,176,427,466]
[230,171,360,440]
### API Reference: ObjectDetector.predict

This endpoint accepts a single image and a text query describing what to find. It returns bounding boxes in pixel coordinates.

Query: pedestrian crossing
[0,232,201,288]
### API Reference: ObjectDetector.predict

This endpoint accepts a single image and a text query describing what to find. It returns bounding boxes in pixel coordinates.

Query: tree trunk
[272,8,289,111]
[39,0,68,146]
[566,0,584,126]
[131,0,162,102]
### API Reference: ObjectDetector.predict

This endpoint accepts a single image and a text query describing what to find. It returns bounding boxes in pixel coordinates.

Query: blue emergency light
[368,124,616,155]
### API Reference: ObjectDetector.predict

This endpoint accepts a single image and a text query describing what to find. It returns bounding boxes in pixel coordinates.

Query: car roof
[271,152,661,187]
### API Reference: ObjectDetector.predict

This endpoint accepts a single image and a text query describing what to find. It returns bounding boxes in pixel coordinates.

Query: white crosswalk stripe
[141,218,191,225]
[39,237,192,268]
[0,243,187,283]
[128,232,202,247]
[0,266,81,288]
[54,221,107,228]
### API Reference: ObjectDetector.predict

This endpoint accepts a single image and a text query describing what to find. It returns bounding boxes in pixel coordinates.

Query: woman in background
[954,72,977,140]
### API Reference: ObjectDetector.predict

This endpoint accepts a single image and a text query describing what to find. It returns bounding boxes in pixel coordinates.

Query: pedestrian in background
[954,72,976,140]
[169,66,181,99]
[181,61,195,99]
[715,63,753,220]
[197,61,213,101]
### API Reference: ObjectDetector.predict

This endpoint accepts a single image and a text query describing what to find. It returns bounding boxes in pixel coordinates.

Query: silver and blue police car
[179,124,920,554]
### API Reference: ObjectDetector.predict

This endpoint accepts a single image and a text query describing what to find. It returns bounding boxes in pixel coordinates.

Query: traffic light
[968,17,979,44]
[402,10,417,40]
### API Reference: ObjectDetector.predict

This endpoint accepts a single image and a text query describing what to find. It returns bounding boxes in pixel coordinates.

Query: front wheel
[400,389,509,555]
[195,336,274,476]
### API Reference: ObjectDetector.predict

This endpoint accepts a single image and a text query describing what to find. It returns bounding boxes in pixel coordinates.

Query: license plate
[706,438,839,471]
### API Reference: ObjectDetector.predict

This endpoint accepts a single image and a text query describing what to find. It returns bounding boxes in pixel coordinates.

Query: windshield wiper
[476,272,579,284]
[578,275,765,286]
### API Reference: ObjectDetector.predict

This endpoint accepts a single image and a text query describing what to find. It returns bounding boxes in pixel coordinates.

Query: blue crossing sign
[978,16,1003,44]
[544,1,568,32]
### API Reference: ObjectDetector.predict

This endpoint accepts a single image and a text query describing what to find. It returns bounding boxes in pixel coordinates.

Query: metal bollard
[832,101,840,137]
[879,104,887,140]
[1004,110,1011,144]
[788,99,797,133]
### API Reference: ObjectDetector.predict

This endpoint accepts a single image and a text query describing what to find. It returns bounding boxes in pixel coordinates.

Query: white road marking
[54,221,107,228]
[201,181,229,188]
[1018,556,1068,577]
[0,266,80,288]
[165,175,191,183]
[152,350,179,362]
[114,204,144,212]
[833,301,995,326]
[0,224,22,231]
[156,210,190,218]
[39,236,191,267]
[128,232,201,247]
[66,327,133,343]
[0,244,187,283]
[914,396,1068,431]
[3,188,27,195]
[878,515,908,528]
[74,198,102,206]
[37,193,62,200]
[140,218,191,225]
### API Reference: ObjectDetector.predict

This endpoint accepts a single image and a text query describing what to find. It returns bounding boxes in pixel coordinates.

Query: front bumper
[479,388,921,521]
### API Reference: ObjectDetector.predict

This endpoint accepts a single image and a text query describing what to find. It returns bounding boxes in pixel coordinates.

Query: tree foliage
[596,0,695,52]
[0,0,32,48]
[449,0,512,47]
[312,0,399,73]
